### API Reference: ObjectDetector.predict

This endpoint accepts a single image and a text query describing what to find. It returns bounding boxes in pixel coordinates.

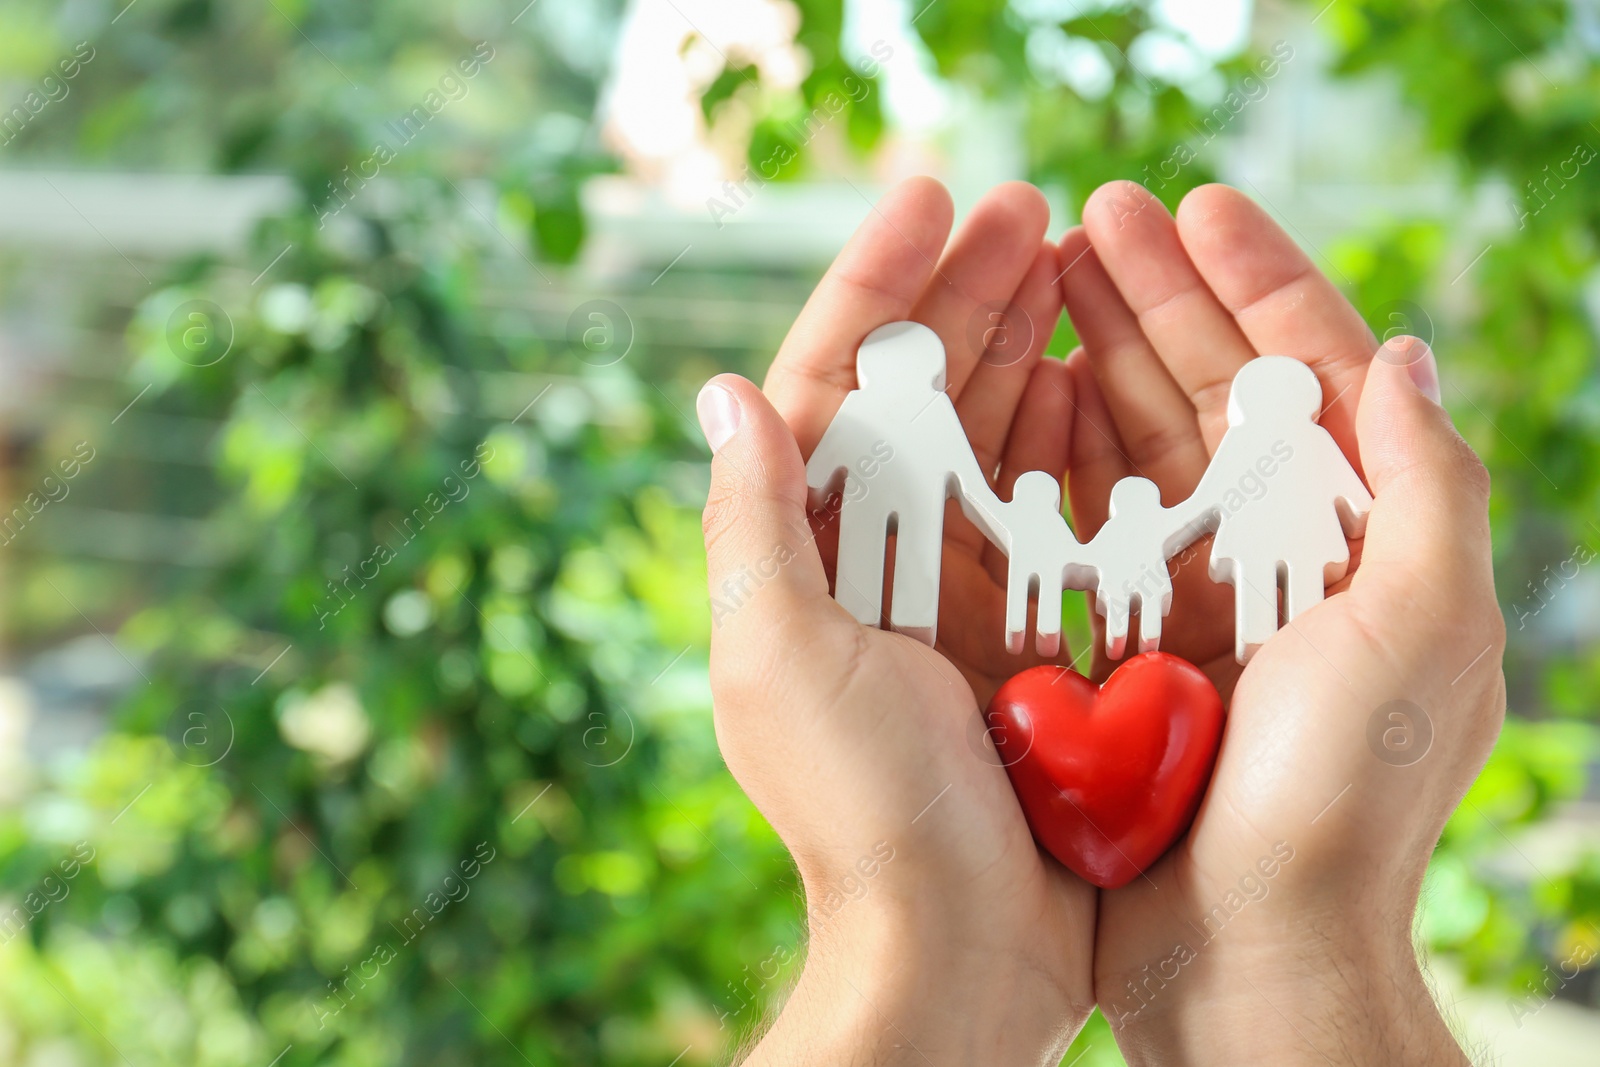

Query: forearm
[1109,932,1469,1067]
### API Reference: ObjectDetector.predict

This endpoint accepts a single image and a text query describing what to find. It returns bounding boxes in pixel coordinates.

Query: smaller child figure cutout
[1086,477,1184,660]
[1001,471,1092,657]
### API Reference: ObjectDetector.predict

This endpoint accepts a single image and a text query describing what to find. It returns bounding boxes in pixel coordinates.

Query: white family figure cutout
[805,321,1374,664]
[806,321,1008,646]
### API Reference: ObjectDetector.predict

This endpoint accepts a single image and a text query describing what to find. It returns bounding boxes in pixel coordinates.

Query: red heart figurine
[985,652,1224,889]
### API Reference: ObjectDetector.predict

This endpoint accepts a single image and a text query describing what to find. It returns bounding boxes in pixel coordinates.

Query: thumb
[1353,336,1497,619]
[697,374,834,640]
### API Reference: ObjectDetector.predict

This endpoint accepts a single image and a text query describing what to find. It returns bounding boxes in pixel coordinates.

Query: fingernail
[696,382,741,453]
[1404,343,1442,404]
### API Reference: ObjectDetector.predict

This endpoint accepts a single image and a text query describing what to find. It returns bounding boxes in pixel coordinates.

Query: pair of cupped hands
[696,178,1505,1066]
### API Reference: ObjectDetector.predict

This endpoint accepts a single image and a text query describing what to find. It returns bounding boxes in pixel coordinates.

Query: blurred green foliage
[0,1,1595,1065]
[2,2,798,1064]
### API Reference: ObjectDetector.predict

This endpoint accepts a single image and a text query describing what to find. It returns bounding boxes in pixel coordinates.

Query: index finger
[763,176,954,456]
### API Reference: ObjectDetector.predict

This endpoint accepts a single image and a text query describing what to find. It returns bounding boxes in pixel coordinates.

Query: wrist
[745,893,1088,1067]
[1104,924,1467,1067]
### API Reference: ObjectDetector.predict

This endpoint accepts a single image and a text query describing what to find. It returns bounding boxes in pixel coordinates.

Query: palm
[1091,591,1373,995]
[932,531,1073,696]
[868,623,1097,957]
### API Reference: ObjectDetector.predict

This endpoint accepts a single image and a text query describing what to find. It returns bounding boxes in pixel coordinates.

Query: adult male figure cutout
[806,321,1007,646]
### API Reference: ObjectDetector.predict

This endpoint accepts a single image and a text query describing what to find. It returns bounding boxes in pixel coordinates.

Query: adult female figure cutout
[1188,356,1373,663]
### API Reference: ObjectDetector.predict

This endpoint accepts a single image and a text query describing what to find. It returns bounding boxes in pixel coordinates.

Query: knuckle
[1124,418,1204,468]
[1188,374,1235,419]
[1482,587,1509,652]
[1446,431,1492,504]
[1459,667,1507,769]
[701,482,744,552]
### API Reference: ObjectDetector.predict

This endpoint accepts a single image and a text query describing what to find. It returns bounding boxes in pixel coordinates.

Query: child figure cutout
[1001,471,1092,657]
[1087,477,1183,660]
[806,321,1006,646]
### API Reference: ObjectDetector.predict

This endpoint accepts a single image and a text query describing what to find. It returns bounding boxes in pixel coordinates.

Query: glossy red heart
[985,652,1224,889]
